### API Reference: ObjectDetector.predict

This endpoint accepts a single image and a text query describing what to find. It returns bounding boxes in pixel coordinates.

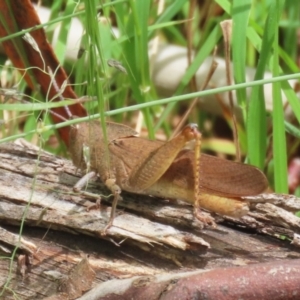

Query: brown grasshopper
[68,120,269,232]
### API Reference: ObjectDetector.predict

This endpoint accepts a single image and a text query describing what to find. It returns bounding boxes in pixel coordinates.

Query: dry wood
[0,140,300,299]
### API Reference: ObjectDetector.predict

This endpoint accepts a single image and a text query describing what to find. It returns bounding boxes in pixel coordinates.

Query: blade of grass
[281,80,300,124]
[247,2,278,169]
[66,73,300,120]
[282,0,300,60]
[2,72,300,145]
[83,0,109,145]
[272,0,288,193]
[155,0,187,26]
[232,0,251,122]
[0,99,89,111]
[284,121,300,139]
[53,0,76,64]
[114,0,156,138]
[47,0,64,41]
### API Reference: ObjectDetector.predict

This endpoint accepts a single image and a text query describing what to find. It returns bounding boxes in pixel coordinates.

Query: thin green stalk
[272,0,288,193]
[232,0,251,121]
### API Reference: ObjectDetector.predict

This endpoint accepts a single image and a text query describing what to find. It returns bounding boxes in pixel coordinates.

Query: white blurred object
[152,44,296,120]
[33,5,84,62]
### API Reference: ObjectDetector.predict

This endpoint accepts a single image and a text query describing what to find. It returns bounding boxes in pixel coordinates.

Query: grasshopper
[68,120,268,232]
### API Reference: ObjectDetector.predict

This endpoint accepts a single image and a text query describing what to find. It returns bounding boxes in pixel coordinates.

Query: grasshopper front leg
[102,178,122,234]
[72,170,122,234]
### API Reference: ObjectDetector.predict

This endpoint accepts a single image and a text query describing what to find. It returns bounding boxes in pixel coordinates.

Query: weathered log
[0,140,300,299]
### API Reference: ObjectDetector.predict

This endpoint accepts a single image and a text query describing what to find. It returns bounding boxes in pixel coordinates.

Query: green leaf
[272,0,288,193]
[232,0,251,119]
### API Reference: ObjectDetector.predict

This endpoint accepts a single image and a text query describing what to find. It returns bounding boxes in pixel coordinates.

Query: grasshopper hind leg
[193,201,216,227]
[193,125,216,227]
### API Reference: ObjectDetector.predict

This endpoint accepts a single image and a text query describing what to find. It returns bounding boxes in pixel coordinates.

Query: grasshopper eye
[182,124,202,141]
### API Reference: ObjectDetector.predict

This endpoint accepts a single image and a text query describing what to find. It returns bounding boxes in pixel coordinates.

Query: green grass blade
[104,73,300,117]
[232,0,251,121]
[282,1,300,60]
[114,0,156,138]
[281,80,300,124]
[83,0,109,144]
[53,0,76,64]
[155,0,187,25]
[247,2,278,169]
[272,0,288,193]
[284,121,300,139]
